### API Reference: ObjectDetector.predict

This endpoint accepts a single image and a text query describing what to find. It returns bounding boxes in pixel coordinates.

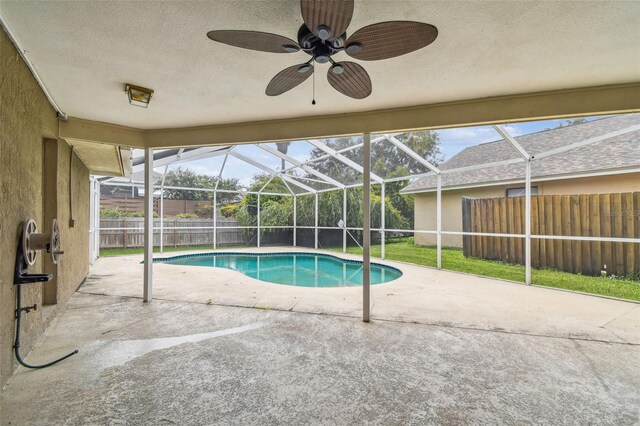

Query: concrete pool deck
[2,248,639,424]
[81,247,640,344]
[1,292,639,424]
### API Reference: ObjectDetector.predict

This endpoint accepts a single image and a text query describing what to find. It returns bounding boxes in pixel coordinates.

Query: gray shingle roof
[401,113,640,193]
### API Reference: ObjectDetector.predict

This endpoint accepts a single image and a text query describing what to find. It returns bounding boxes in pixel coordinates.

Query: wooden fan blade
[266,64,315,96]
[207,30,300,53]
[300,0,354,40]
[346,21,438,61]
[327,62,371,99]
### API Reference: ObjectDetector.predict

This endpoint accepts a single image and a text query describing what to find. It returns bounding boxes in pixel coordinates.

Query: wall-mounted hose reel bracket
[22,219,64,265]
[13,218,78,368]
[14,218,64,285]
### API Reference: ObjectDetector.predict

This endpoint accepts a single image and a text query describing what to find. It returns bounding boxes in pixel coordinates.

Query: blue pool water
[156,252,402,287]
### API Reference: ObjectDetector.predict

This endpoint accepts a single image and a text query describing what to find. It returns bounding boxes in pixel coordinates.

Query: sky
[143,115,609,188]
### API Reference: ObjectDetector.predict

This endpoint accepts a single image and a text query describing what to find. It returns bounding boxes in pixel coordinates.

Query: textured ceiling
[1,1,639,130]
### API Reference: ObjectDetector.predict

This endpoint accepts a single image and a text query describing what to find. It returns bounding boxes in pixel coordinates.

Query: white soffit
[1,0,639,130]
[68,139,128,177]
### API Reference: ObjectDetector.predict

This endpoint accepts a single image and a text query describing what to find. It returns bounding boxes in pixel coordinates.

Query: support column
[343,188,347,253]
[257,193,261,248]
[436,173,442,270]
[89,177,95,262]
[525,160,532,284]
[363,132,371,322]
[381,182,386,260]
[314,192,319,249]
[213,190,217,250]
[95,180,101,261]
[143,148,153,302]
[293,195,297,247]
[159,190,164,253]
[159,165,168,253]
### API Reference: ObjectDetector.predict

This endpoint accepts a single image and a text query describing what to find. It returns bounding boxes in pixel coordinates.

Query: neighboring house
[401,113,640,247]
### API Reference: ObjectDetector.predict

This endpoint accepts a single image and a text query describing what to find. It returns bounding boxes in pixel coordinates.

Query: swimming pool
[156,252,402,287]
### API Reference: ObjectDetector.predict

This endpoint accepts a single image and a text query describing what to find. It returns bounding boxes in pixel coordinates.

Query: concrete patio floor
[1,292,639,425]
[81,247,640,344]
[2,248,639,425]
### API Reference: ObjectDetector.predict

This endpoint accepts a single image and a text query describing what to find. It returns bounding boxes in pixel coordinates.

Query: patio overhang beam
[59,84,640,150]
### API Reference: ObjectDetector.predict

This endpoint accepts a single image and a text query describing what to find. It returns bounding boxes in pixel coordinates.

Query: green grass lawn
[326,238,640,302]
[100,239,640,301]
[100,246,212,257]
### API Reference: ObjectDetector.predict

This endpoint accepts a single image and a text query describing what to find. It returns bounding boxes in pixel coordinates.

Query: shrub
[221,204,239,218]
[195,204,214,217]
[100,207,127,218]
[174,213,198,219]
[99,207,158,218]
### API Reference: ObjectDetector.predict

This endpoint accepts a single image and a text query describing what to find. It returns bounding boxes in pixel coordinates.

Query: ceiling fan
[206,0,438,101]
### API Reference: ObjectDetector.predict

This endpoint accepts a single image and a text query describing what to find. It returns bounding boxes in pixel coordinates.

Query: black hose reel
[13,219,78,368]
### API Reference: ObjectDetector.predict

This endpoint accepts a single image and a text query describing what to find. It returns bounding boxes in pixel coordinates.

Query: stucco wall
[414,173,640,247]
[0,28,89,389]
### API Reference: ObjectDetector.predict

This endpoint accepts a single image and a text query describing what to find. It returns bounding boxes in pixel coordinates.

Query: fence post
[123,218,128,249]
[461,197,472,257]
[174,219,177,248]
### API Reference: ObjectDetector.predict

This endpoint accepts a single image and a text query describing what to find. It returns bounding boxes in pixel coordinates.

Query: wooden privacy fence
[462,192,640,277]
[101,197,208,217]
[100,218,248,249]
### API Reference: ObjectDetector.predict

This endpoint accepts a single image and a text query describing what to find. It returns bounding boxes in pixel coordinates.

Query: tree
[546,117,589,130]
[162,167,240,205]
[234,132,441,238]
[300,132,440,227]
[307,131,441,183]
[236,174,292,230]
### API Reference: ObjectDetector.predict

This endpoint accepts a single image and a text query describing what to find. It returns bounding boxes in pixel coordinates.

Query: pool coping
[152,251,404,277]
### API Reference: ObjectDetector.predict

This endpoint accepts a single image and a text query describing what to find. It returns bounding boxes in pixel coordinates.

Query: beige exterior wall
[0,28,90,389]
[413,172,640,247]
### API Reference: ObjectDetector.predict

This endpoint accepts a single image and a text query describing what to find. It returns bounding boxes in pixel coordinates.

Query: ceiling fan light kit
[206,0,438,100]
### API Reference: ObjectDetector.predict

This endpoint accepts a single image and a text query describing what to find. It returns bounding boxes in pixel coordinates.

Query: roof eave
[400,166,640,195]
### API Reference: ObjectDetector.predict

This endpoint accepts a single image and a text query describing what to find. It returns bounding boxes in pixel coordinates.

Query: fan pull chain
[312,70,316,105]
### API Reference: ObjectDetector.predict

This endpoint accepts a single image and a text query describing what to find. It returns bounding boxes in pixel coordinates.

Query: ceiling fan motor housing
[297,24,346,63]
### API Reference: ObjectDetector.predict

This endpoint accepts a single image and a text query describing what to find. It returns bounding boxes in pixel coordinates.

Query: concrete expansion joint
[600,304,640,329]
[78,291,640,347]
